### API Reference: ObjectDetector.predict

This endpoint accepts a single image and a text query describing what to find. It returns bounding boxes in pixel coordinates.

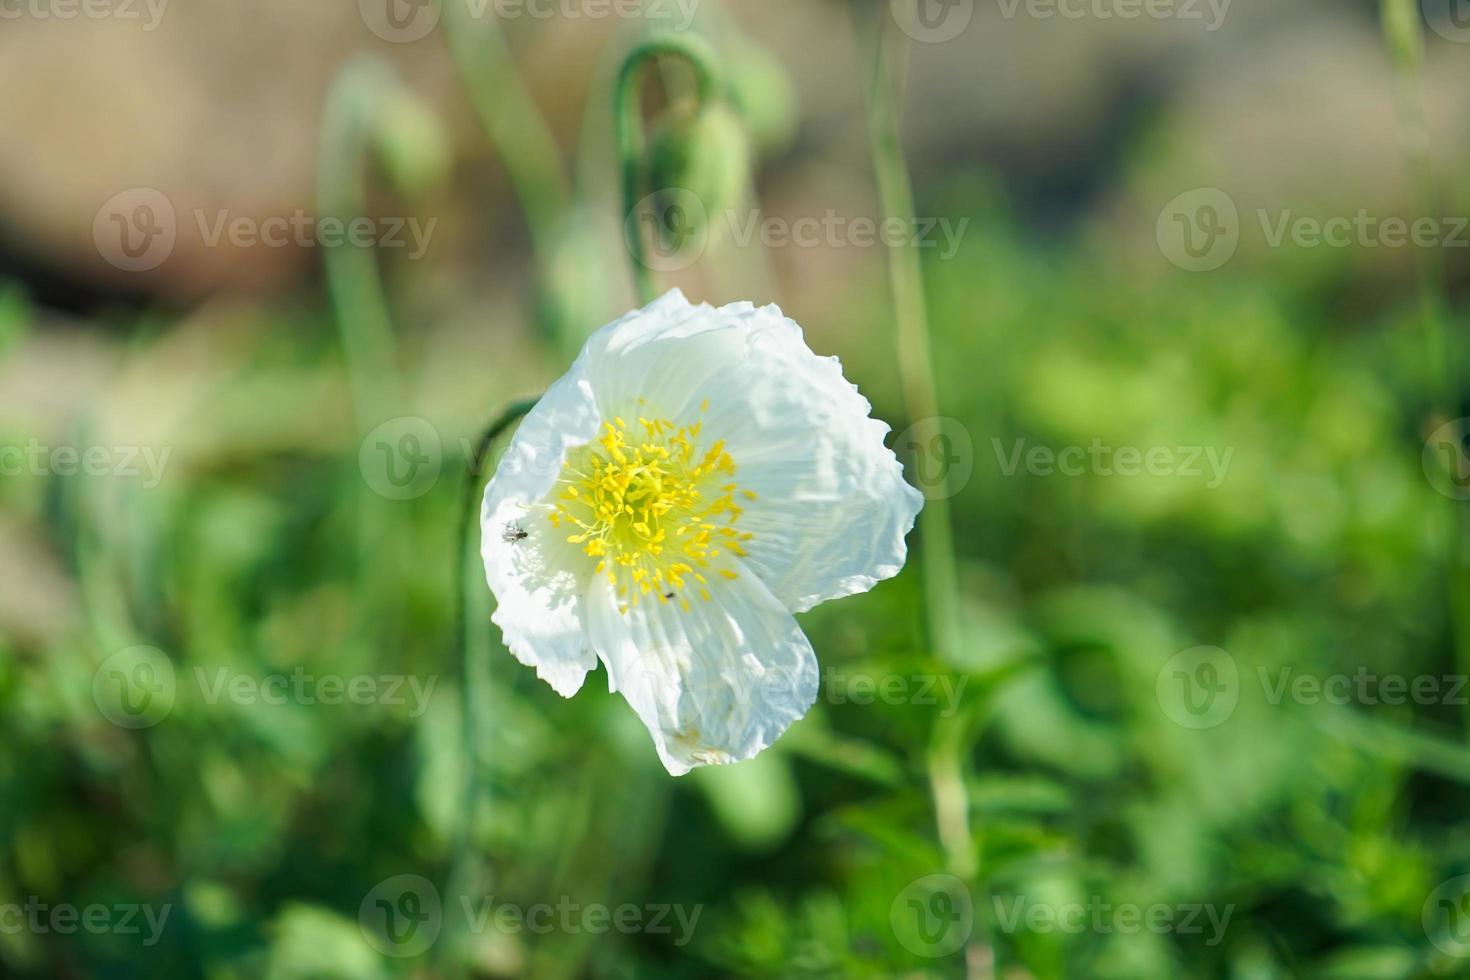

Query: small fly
[501,522,529,544]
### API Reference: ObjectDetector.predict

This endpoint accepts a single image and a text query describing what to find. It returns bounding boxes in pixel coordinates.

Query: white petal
[692,304,924,613]
[584,566,819,776]
[480,361,603,697]
[571,291,923,613]
[581,288,747,419]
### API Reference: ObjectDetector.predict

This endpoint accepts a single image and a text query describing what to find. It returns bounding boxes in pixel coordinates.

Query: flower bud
[726,41,797,155]
[646,103,750,250]
[373,92,452,199]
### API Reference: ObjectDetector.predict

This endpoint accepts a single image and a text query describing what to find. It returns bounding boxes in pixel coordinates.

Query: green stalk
[444,4,573,336]
[1380,0,1470,732]
[443,397,537,974]
[317,57,407,426]
[861,4,986,977]
[861,9,962,669]
[318,57,420,639]
[613,32,719,304]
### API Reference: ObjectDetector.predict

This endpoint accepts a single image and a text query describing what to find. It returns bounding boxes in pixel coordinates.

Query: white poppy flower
[480,289,924,775]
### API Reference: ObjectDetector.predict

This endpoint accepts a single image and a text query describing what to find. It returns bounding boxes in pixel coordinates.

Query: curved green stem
[444,6,573,340]
[613,32,720,304]
[318,56,408,425]
[448,397,538,930]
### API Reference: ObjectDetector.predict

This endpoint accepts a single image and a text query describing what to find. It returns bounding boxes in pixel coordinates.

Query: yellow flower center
[550,405,754,613]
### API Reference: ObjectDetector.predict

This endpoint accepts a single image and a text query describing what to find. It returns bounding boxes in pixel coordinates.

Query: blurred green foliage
[3,10,1470,980]
[3,182,1469,977]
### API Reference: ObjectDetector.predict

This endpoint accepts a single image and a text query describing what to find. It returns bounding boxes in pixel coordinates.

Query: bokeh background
[4,0,1470,977]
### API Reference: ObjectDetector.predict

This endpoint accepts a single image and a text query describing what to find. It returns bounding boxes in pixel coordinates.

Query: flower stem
[861,4,986,977]
[860,8,962,668]
[318,56,407,426]
[1380,0,1470,732]
[445,5,573,339]
[318,57,421,624]
[613,32,720,304]
[449,397,538,914]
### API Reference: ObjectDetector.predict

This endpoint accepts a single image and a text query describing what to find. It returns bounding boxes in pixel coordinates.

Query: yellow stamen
[549,409,749,614]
